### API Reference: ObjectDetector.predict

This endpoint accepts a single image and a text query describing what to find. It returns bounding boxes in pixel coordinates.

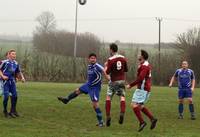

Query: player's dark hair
[110,43,118,52]
[141,50,148,60]
[88,53,97,58]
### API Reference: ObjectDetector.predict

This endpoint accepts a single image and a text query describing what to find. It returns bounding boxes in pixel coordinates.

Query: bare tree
[35,11,56,33]
[173,27,200,84]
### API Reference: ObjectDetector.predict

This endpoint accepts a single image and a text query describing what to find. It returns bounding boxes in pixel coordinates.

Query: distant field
[0,41,32,56]
[0,82,200,137]
[0,40,174,55]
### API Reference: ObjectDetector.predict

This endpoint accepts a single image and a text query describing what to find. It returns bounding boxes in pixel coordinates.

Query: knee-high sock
[11,96,17,112]
[14,97,18,111]
[66,91,78,101]
[133,106,144,124]
[95,108,103,124]
[178,103,184,114]
[189,104,194,114]
[141,107,154,120]
[105,100,111,117]
[3,95,9,112]
[120,101,126,114]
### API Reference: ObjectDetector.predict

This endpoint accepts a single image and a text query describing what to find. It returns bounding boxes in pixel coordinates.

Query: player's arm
[104,61,108,73]
[103,61,110,81]
[169,70,178,88]
[169,76,175,88]
[191,79,195,92]
[124,59,128,72]
[15,64,25,83]
[191,70,195,92]
[0,62,8,80]
[127,67,148,89]
[16,72,26,83]
[105,60,111,75]
[103,69,110,81]
[0,70,8,80]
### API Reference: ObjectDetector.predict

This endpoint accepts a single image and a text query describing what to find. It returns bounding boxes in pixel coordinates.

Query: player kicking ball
[169,60,196,120]
[127,50,157,132]
[57,53,110,127]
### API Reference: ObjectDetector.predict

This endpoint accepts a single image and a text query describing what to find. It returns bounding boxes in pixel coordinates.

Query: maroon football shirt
[129,61,151,92]
[106,54,128,82]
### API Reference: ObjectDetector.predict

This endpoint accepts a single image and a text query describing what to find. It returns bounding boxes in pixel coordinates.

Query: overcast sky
[0,0,200,43]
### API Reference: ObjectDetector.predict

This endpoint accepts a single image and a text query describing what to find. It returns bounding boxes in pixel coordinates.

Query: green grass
[0,82,200,137]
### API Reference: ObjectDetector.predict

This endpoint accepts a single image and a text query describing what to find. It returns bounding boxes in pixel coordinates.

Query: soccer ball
[79,0,87,5]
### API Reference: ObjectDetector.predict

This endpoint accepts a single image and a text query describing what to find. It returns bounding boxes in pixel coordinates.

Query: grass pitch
[0,82,200,137]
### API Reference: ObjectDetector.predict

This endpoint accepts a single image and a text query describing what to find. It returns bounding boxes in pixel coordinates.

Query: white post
[74,0,78,57]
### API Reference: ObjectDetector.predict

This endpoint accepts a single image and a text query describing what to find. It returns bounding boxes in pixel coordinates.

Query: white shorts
[132,89,150,104]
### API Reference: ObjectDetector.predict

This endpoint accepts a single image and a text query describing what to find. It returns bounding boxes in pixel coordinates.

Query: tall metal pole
[73,0,79,81]
[74,0,78,57]
[158,18,161,74]
[156,17,162,83]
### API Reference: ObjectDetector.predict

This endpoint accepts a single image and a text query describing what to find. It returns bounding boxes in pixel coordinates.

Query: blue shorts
[132,89,150,104]
[3,80,17,97]
[79,83,101,102]
[178,89,192,99]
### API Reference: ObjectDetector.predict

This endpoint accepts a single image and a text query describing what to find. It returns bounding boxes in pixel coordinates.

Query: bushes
[150,51,181,85]
[20,50,88,82]
[0,42,184,86]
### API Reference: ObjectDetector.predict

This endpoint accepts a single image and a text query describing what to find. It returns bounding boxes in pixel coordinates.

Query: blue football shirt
[174,68,195,89]
[87,63,104,86]
[0,59,21,80]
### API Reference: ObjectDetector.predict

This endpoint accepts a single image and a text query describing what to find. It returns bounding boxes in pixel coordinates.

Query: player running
[127,50,157,132]
[169,60,196,120]
[57,53,110,127]
[0,49,25,118]
[105,43,128,126]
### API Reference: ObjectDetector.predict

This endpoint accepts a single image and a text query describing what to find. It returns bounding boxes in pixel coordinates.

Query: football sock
[141,107,154,120]
[11,97,17,112]
[14,97,18,112]
[10,96,15,112]
[120,101,126,114]
[66,91,78,101]
[105,100,111,117]
[178,103,184,114]
[3,95,9,112]
[189,104,194,114]
[95,108,103,123]
[133,106,144,124]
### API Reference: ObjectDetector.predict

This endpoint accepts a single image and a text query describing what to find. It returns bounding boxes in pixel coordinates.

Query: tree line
[1,11,200,86]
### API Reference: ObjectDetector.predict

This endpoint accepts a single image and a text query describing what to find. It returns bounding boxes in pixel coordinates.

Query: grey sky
[0,0,200,43]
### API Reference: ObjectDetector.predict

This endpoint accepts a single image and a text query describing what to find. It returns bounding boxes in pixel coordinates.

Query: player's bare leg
[119,96,126,124]
[92,101,104,127]
[57,88,81,104]
[132,103,147,132]
[178,99,184,119]
[188,98,195,120]
[105,95,111,127]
